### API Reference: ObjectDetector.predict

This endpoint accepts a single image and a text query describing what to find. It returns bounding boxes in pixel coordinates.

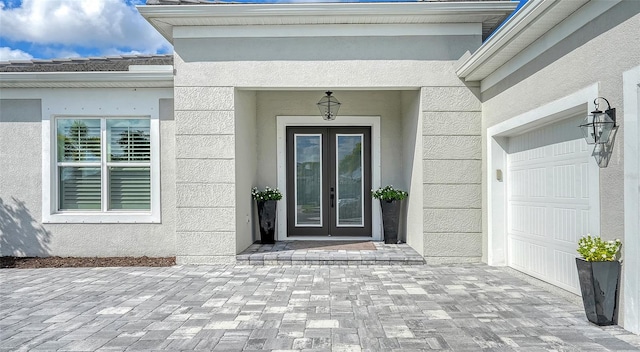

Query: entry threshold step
[236,241,425,266]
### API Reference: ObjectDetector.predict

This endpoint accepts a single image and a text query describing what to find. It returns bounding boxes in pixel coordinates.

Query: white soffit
[0,71,174,88]
[174,23,482,39]
[457,0,622,90]
[138,2,518,43]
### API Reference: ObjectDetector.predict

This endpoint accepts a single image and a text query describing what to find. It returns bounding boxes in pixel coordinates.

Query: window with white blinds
[56,118,151,212]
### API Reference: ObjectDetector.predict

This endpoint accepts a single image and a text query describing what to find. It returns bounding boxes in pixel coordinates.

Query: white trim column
[623,65,640,335]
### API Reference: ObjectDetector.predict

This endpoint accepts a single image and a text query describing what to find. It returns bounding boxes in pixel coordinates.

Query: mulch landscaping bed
[0,256,175,269]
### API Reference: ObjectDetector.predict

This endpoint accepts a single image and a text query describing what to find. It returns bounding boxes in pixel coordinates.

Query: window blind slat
[109,167,151,210]
[107,120,151,162]
[59,167,101,210]
[57,119,101,162]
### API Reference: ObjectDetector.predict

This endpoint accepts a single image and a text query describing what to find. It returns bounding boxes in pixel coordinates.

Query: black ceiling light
[317,91,341,121]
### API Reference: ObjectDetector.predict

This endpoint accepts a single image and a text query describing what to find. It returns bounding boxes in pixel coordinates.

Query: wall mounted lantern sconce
[579,97,618,168]
[317,91,341,121]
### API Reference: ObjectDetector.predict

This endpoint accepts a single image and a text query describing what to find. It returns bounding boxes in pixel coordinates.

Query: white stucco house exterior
[0,0,639,333]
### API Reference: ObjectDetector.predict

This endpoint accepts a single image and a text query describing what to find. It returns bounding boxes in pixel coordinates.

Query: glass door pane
[336,134,364,226]
[294,134,322,226]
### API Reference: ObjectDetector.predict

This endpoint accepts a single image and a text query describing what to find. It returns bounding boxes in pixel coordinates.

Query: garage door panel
[510,236,579,294]
[552,207,579,242]
[510,141,589,165]
[510,203,546,236]
[507,115,598,295]
[510,237,548,278]
[510,197,592,206]
[510,203,591,243]
[509,167,547,198]
[508,118,585,154]
[553,250,580,293]
[579,162,593,199]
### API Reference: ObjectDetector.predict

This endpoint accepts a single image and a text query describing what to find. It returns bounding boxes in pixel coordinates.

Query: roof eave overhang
[456,0,557,80]
[0,71,174,88]
[456,0,620,84]
[137,2,518,44]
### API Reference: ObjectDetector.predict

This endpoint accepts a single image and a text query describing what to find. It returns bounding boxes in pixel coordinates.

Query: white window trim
[623,65,640,335]
[335,133,365,228]
[43,115,161,223]
[293,133,324,228]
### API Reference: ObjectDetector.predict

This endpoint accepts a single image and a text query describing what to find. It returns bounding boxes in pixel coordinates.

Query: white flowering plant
[371,185,408,201]
[251,186,282,201]
[577,235,621,262]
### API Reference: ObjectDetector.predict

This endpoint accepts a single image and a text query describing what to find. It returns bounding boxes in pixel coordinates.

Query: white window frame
[335,133,365,228]
[43,115,161,223]
[623,65,640,335]
[293,133,324,228]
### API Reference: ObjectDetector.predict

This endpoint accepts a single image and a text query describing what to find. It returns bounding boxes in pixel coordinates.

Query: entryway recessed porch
[234,89,424,259]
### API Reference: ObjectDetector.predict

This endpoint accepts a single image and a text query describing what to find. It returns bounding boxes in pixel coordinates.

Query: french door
[286,127,372,237]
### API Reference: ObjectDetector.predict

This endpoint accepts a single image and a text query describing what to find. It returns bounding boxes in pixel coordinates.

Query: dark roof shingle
[0,54,173,72]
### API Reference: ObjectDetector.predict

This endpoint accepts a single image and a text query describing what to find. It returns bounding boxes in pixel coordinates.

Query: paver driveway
[1,264,639,351]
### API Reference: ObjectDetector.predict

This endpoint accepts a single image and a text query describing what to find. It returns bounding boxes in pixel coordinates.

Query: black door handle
[330,187,335,208]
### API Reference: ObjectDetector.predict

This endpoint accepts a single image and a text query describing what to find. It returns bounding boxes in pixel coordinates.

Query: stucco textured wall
[0,99,47,256]
[173,36,480,89]
[174,86,237,264]
[422,87,483,262]
[0,90,176,258]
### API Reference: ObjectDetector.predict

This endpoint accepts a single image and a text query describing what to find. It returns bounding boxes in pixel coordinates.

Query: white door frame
[623,65,640,335]
[486,83,600,266]
[276,115,382,241]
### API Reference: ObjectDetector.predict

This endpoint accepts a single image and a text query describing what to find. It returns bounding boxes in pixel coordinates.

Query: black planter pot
[380,200,401,244]
[575,258,621,326]
[257,200,277,244]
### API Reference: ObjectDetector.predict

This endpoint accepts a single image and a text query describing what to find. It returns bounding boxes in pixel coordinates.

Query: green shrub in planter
[251,186,282,244]
[372,185,407,244]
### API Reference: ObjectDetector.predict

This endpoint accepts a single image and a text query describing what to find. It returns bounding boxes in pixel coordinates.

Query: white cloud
[0,0,171,55]
[46,49,81,59]
[0,47,34,61]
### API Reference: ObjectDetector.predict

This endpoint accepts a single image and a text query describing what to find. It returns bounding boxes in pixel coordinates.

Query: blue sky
[0,0,526,61]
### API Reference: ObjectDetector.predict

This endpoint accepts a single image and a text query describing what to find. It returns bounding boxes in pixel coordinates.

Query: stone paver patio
[1,264,639,352]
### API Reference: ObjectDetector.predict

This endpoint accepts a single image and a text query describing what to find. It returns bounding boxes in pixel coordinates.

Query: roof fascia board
[173,23,482,39]
[480,0,622,92]
[138,2,517,19]
[456,0,557,79]
[138,2,517,42]
[0,71,174,88]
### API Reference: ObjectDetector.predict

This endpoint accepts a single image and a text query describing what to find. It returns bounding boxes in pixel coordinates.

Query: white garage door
[507,115,599,294]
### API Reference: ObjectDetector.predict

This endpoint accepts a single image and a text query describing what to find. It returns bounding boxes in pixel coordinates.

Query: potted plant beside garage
[576,235,622,326]
[372,185,408,244]
[252,186,282,245]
